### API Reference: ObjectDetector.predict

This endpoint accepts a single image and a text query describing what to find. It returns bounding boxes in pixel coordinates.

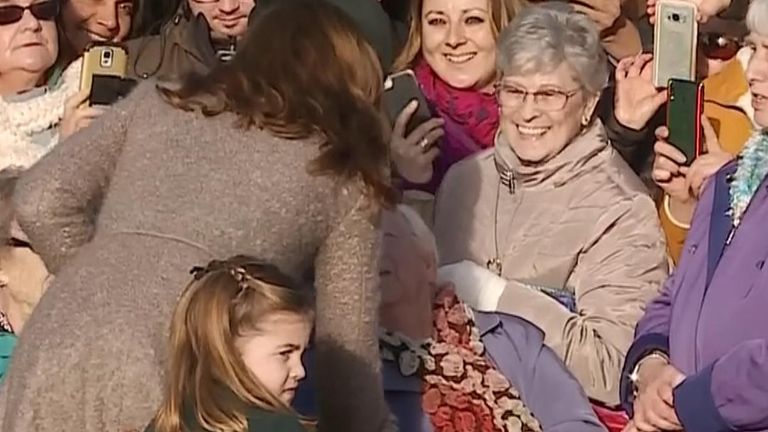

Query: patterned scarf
[413,61,499,150]
[379,288,541,432]
[729,130,768,229]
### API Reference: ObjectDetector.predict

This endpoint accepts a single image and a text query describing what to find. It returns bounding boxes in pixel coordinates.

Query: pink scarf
[414,61,499,150]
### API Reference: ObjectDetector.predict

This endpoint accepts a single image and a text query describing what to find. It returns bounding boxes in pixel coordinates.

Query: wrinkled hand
[686,116,734,197]
[390,100,443,184]
[437,260,505,311]
[652,125,691,203]
[648,0,731,23]
[59,88,105,140]
[632,359,686,432]
[614,54,667,130]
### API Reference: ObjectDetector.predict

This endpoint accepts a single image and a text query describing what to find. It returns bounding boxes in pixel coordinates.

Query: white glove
[437,260,506,311]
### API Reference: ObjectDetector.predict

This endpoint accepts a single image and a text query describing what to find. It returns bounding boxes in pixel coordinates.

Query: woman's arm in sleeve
[313,187,392,431]
[487,314,606,432]
[491,196,668,405]
[673,339,768,431]
[13,83,150,272]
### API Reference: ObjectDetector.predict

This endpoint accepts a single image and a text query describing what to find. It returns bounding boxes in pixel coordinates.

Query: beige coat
[434,122,668,406]
[0,82,390,431]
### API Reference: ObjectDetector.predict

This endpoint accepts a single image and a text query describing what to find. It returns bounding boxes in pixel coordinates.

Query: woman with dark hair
[0,1,393,431]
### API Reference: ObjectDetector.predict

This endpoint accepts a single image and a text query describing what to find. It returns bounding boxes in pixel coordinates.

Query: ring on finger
[419,137,430,150]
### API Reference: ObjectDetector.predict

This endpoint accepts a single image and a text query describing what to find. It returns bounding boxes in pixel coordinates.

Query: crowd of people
[0,0,766,431]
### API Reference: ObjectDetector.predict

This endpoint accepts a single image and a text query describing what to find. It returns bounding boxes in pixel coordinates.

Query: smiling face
[187,0,255,41]
[237,312,311,404]
[746,32,768,128]
[420,0,496,90]
[0,0,58,92]
[59,0,132,56]
[498,62,599,163]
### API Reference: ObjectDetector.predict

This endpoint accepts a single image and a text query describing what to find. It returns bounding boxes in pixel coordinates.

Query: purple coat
[620,162,768,431]
[294,312,604,431]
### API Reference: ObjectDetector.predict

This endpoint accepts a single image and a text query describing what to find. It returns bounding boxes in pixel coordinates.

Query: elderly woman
[388,0,525,195]
[619,0,768,430]
[434,3,668,408]
[0,0,139,171]
[0,0,80,170]
[295,205,607,432]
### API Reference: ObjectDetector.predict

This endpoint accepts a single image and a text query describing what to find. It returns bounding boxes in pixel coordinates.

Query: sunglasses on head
[0,1,59,26]
[700,33,743,61]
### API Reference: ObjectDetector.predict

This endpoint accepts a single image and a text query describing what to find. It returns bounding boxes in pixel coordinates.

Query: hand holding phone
[383,70,444,184]
[80,43,135,106]
[666,78,704,164]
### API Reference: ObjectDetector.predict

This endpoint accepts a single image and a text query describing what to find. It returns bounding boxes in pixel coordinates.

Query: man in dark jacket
[125,0,401,83]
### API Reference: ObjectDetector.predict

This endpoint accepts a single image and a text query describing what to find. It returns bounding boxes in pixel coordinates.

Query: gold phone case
[79,44,128,94]
[653,0,697,88]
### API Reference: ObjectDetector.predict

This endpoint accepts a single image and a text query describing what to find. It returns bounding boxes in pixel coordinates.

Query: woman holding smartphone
[388,0,524,195]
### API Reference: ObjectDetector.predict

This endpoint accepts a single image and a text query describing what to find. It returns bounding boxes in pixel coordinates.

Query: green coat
[144,406,306,432]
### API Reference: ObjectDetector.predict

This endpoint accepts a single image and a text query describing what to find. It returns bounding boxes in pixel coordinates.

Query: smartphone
[653,0,697,88]
[80,43,132,106]
[667,78,704,164]
[382,70,433,137]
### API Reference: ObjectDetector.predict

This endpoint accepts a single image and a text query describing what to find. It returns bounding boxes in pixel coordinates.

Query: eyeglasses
[0,1,59,26]
[700,33,743,61]
[495,83,581,111]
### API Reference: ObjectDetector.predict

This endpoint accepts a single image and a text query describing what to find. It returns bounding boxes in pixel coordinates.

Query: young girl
[147,256,314,432]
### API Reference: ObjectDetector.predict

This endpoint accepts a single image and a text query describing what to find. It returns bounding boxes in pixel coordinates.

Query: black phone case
[382,73,432,136]
[89,75,137,106]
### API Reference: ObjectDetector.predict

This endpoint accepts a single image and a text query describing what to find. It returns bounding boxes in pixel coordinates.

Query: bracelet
[663,194,692,230]
[630,352,670,395]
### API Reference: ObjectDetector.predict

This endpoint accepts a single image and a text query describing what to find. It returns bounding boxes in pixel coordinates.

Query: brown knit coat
[0,82,391,432]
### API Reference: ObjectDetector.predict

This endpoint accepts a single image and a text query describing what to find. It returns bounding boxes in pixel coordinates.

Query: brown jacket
[434,122,668,406]
[0,82,391,431]
[124,13,219,82]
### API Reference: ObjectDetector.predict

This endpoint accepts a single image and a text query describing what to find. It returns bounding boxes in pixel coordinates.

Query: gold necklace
[486,179,503,276]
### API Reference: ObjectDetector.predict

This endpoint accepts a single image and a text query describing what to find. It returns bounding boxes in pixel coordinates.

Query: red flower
[423,387,442,413]
[433,407,454,428]
[454,410,477,432]
[442,328,461,345]
[444,389,471,409]
[471,402,495,430]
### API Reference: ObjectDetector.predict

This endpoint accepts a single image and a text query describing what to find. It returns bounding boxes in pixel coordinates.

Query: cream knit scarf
[0,59,81,171]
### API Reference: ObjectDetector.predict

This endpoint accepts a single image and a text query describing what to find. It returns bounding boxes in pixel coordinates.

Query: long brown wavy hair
[158,0,395,206]
[392,0,528,72]
[151,256,315,432]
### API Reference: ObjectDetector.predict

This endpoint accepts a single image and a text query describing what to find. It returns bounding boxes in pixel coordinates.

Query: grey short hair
[496,2,608,95]
[747,0,768,37]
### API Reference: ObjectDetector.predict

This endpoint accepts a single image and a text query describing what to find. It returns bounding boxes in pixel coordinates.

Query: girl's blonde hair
[392,0,528,72]
[152,256,314,432]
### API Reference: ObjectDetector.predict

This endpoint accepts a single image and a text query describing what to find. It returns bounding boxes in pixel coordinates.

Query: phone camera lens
[672,13,680,21]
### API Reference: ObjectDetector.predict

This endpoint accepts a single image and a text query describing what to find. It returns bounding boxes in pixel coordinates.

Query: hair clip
[190,265,207,280]
[229,266,252,293]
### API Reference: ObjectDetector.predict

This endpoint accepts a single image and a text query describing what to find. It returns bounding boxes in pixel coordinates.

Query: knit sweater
[0,81,391,432]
